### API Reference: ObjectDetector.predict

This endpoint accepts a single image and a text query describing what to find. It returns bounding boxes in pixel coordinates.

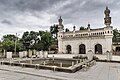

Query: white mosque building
[57,7,113,55]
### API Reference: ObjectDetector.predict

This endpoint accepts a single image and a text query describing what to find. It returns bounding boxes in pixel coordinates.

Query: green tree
[50,24,58,39]
[21,31,39,50]
[41,31,53,51]
[2,39,14,52]
[113,29,120,42]
[21,31,53,51]
[1,35,16,52]
[65,28,70,32]
[79,26,86,30]
[21,31,30,50]
[1,34,22,52]
[2,34,17,41]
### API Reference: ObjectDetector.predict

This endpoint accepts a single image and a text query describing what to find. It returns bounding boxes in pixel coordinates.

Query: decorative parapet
[60,28,113,39]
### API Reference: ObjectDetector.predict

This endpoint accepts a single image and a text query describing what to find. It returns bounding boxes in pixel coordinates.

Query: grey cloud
[0,0,120,39]
[0,0,63,12]
[49,0,120,28]
[1,19,12,25]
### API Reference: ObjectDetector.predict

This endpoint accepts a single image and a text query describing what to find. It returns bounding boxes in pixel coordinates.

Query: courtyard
[0,0,120,80]
[0,62,119,80]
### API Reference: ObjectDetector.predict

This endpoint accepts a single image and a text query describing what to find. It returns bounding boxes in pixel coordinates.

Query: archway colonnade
[66,43,103,54]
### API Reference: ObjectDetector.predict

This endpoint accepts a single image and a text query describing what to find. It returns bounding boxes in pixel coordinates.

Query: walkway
[0,62,119,80]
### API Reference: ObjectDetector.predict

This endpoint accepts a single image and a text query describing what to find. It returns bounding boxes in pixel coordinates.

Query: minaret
[87,23,90,31]
[73,26,76,31]
[58,16,64,32]
[104,6,111,27]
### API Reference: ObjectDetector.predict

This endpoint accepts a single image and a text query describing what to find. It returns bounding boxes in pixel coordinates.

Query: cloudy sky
[0,0,120,39]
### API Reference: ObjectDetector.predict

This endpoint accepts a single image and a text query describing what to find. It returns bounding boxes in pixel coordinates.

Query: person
[52,55,55,64]
[96,51,98,54]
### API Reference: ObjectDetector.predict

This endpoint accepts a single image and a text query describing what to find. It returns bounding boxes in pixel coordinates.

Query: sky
[0,0,120,39]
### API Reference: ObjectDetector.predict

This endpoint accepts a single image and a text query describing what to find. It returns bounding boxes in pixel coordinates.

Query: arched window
[79,44,86,54]
[66,45,72,54]
[99,32,101,35]
[95,44,102,54]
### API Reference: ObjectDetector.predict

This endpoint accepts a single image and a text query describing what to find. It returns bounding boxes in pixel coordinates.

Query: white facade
[57,7,113,54]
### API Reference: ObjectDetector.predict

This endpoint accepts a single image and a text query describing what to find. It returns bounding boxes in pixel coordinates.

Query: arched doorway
[66,45,71,54]
[79,44,86,54]
[116,47,120,52]
[95,44,102,54]
[116,47,120,55]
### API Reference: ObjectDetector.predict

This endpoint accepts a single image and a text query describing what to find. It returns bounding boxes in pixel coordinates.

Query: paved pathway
[48,54,120,61]
[0,62,120,80]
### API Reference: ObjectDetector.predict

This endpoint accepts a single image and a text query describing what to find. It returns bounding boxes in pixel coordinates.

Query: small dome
[88,23,90,27]
[104,6,110,14]
[73,26,76,28]
[58,16,63,23]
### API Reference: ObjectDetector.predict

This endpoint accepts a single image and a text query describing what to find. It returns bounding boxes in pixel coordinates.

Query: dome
[104,6,110,14]
[88,23,90,27]
[58,16,63,23]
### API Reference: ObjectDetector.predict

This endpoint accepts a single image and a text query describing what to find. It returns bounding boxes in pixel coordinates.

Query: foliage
[1,28,120,52]
[21,31,53,51]
[65,28,70,32]
[79,26,86,30]
[50,24,58,39]
[2,34,17,41]
[113,29,120,42]
[2,39,14,52]
[1,34,22,52]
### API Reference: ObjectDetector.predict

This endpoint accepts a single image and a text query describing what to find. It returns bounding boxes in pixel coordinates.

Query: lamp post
[14,37,16,55]
[14,33,20,55]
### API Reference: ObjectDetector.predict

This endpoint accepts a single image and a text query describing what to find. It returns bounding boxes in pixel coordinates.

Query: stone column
[33,49,36,55]
[23,51,27,57]
[28,50,32,58]
[44,51,48,58]
[19,52,24,58]
[6,52,12,58]
[40,51,43,58]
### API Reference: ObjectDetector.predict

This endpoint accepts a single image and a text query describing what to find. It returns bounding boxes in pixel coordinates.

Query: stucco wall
[58,27,113,54]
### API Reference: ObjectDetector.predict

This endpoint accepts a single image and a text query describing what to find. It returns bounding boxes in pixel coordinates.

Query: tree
[1,34,19,52]
[21,31,53,51]
[21,31,30,50]
[0,41,2,53]
[2,39,14,52]
[1,34,23,52]
[65,28,70,32]
[2,34,17,41]
[41,31,53,51]
[79,26,86,30]
[113,29,120,42]
[50,24,58,39]
[21,31,40,50]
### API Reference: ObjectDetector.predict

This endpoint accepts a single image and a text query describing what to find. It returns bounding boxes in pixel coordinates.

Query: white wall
[58,36,112,54]
[58,27,113,55]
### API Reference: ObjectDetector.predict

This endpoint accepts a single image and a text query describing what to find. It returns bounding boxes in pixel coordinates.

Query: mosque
[57,7,113,54]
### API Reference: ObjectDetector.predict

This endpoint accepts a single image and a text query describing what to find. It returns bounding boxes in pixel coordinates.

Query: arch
[87,50,94,61]
[116,47,120,52]
[66,45,72,54]
[115,47,120,55]
[103,32,104,34]
[95,44,102,54]
[79,44,86,54]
